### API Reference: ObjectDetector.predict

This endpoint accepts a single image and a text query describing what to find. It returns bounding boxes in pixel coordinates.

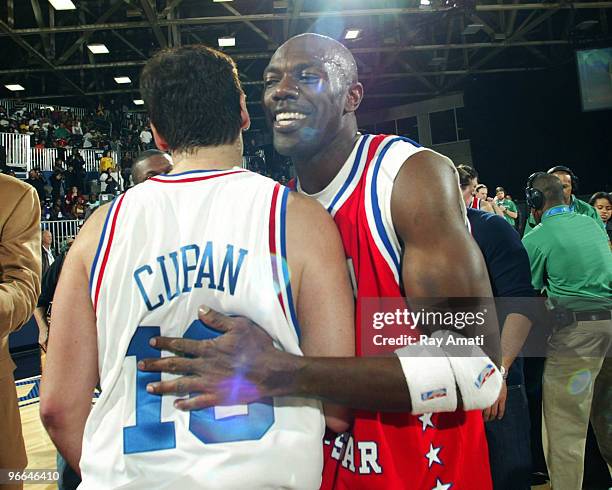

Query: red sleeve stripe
[93,193,126,312]
[269,183,285,314]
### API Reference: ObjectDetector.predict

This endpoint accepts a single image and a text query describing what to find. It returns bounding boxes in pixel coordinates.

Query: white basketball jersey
[80,168,324,490]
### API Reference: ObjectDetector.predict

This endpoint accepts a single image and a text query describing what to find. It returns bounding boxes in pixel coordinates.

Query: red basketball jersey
[469,196,481,210]
[294,134,492,490]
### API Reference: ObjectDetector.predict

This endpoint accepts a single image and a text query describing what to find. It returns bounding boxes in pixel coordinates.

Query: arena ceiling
[1,0,611,122]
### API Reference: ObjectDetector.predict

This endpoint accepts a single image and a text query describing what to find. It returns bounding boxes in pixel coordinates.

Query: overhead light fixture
[218,36,236,47]
[273,0,288,8]
[462,24,484,35]
[114,77,132,84]
[420,0,431,5]
[133,99,145,105]
[48,0,76,10]
[344,29,361,40]
[429,57,446,66]
[5,84,25,91]
[87,43,109,54]
[576,20,599,30]
[213,0,233,2]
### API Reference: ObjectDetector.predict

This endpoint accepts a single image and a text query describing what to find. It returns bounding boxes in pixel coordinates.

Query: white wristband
[432,330,502,411]
[395,344,458,415]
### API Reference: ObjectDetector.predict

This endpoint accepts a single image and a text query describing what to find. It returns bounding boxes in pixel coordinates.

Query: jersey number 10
[123,320,275,454]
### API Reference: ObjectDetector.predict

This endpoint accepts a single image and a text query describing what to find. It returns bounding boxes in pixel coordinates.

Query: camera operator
[521,172,611,490]
[523,166,604,235]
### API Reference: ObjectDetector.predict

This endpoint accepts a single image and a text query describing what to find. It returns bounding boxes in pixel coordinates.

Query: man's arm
[480,199,495,215]
[0,186,41,336]
[521,237,546,292]
[487,198,505,217]
[501,200,518,220]
[392,151,500,356]
[285,193,355,431]
[40,207,107,474]
[142,151,500,412]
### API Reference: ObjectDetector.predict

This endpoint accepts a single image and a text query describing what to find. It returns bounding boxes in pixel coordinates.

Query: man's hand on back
[139,306,298,411]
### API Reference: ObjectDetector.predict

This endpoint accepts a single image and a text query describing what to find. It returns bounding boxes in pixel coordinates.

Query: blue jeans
[485,383,532,490]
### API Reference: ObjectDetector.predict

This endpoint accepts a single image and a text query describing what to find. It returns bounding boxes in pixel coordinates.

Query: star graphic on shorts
[431,478,453,490]
[418,412,435,432]
[425,443,442,468]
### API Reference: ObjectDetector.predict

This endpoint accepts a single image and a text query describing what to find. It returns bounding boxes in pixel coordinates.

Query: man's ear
[345,82,364,114]
[150,123,169,151]
[239,93,251,132]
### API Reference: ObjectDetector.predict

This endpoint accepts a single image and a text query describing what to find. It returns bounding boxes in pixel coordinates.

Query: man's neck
[292,123,359,194]
[170,140,243,173]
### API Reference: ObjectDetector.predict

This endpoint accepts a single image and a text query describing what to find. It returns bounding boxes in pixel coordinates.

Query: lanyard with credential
[543,205,572,218]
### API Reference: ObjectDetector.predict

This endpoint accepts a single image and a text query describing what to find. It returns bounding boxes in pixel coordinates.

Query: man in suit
[0,173,41,490]
[41,229,55,278]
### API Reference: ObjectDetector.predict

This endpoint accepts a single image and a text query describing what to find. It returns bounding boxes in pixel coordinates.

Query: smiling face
[263,35,358,159]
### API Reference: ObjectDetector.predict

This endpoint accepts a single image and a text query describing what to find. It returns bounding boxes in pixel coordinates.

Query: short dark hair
[475,184,487,192]
[495,186,505,193]
[532,173,564,205]
[134,149,166,166]
[140,45,243,153]
[589,192,612,207]
[456,164,477,189]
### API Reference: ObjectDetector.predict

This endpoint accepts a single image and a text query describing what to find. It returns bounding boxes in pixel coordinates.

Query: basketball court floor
[17,375,55,490]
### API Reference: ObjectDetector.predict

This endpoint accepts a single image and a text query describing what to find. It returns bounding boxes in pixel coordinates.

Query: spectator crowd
[0,102,154,155]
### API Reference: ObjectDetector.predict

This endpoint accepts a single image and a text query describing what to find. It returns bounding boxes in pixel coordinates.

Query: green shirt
[524,195,604,235]
[54,126,71,139]
[522,205,612,312]
[495,198,518,226]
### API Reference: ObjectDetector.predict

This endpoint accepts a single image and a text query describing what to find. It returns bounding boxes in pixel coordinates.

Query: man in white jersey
[40,45,354,490]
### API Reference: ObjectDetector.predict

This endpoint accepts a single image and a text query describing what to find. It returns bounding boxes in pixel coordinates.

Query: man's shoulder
[468,208,518,243]
[0,173,35,199]
[468,207,509,228]
[374,134,452,181]
[521,222,546,245]
[0,174,39,224]
[573,196,592,208]
[568,210,606,232]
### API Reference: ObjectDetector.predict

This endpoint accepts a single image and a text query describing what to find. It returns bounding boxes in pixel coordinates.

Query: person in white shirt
[139,126,153,149]
[83,132,93,149]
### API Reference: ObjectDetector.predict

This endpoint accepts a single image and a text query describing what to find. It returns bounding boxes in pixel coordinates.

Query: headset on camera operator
[523,165,604,235]
[521,172,612,490]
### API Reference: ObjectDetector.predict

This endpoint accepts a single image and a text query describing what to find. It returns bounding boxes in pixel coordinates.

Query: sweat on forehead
[271,33,358,83]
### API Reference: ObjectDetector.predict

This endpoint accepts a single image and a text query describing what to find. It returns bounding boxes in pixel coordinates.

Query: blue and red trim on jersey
[269,183,300,339]
[326,134,371,215]
[369,136,404,276]
[149,168,247,184]
[90,193,126,311]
